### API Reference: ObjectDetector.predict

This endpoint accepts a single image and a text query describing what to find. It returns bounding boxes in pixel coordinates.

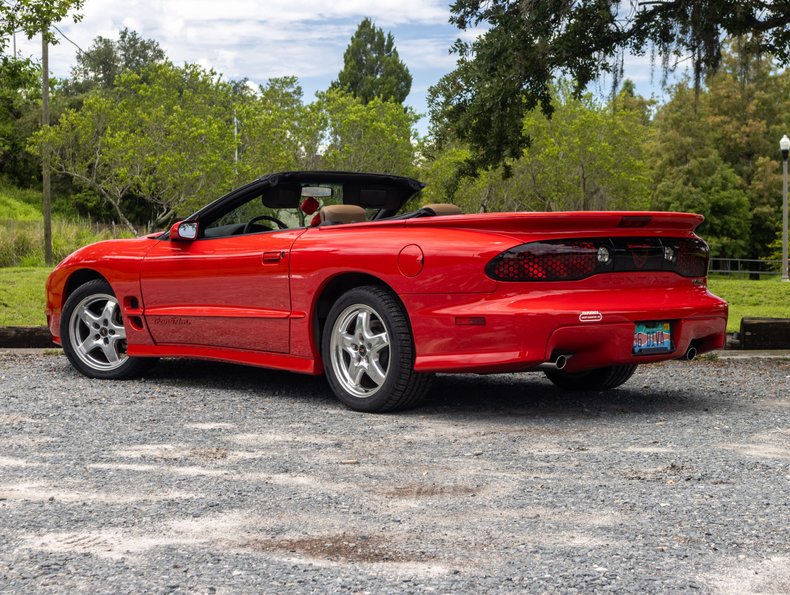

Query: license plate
[633,321,673,355]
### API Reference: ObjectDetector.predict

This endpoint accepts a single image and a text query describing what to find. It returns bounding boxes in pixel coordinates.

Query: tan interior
[318,204,367,225]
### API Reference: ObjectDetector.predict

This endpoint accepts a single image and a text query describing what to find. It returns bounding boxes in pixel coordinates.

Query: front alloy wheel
[322,286,432,412]
[60,279,157,379]
[69,292,128,371]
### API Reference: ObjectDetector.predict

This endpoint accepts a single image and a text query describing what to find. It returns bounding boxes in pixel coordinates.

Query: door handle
[262,250,286,264]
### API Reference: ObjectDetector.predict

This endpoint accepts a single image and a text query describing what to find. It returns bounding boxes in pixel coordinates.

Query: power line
[52,24,84,54]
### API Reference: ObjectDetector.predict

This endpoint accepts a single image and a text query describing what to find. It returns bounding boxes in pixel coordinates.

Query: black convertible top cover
[259,171,425,211]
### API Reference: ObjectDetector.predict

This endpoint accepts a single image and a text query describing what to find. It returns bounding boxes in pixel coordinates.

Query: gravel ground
[0,351,788,594]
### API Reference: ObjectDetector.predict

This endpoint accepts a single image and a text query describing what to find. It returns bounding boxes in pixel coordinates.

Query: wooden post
[41,28,53,265]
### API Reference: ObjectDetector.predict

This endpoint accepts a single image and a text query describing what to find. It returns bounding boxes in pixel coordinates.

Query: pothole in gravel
[236,533,432,563]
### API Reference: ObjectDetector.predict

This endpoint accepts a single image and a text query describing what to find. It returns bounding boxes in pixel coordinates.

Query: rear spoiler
[402,211,704,234]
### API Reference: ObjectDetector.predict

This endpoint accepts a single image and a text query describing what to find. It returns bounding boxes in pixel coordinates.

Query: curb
[0,326,54,348]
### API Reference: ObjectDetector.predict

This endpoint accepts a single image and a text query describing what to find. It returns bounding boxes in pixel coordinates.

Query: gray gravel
[0,351,788,594]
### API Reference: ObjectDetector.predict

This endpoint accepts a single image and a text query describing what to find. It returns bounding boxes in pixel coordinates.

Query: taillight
[485,240,611,281]
[486,237,709,281]
[674,238,709,277]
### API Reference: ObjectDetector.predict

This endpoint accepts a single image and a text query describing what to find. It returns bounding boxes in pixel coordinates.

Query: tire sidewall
[321,287,411,412]
[60,279,140,380]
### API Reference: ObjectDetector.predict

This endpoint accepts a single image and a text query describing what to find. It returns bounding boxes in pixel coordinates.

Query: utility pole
[41,26,53,265]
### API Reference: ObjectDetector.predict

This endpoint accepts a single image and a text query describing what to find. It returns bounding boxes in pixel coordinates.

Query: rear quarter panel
[288,224,510,358]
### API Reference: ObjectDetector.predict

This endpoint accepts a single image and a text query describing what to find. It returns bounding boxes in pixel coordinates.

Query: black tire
[544,364,637,391]
[60,279,158,379]
[321,286,433,412]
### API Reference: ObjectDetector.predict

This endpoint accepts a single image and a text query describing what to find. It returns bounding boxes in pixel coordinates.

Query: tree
[0,56,41,185]
[430,0,790,172]
[68,27,165,91]
[1,0,85,264]
[649,83,751,257]
[332,18,412,104]
[444,82,651,214]
[32,62,236,232]
[317,89,418,175]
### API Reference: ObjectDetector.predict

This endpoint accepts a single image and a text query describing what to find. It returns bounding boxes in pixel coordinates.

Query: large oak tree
[429,0,790,173]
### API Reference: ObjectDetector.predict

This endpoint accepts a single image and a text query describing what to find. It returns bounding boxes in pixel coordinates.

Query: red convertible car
[46,171,728,412]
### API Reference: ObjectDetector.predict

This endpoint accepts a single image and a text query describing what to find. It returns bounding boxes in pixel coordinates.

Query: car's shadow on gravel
[422,372,715,419]
[110,358,715,419]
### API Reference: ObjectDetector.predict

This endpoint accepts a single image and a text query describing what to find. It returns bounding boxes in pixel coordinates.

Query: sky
[10,0,680,135]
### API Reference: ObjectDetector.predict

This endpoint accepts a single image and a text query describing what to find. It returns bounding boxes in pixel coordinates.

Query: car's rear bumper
[406,274,728,374]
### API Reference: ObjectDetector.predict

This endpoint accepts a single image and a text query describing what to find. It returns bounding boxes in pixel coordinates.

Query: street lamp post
[781,135,790,282]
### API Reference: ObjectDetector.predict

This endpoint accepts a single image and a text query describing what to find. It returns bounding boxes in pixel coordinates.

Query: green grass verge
[708,276,790,332]
[0,267,51,326]
[0,268,787,333]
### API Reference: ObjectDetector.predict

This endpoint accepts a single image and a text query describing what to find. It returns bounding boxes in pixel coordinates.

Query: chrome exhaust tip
[537,354,570,371]
[684,346,697,361]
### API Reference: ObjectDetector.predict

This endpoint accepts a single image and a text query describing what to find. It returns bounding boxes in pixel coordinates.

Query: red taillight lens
[674,238,709,277]
[486,237,710,281]
[486,240,602,281]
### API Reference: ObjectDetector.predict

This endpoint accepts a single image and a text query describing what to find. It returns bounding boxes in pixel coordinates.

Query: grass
[0,267,51,326]
[0,183,43,220]
[708,276,790,332]
[0,268,787,332]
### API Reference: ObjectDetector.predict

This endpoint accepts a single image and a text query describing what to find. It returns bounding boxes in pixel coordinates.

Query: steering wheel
[243,215,288,234]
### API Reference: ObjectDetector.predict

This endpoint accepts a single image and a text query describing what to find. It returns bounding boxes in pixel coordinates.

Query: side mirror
[169,220,198,241]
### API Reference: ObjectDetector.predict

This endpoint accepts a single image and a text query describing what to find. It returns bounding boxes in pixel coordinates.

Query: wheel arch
[62,269,109,309]
[312,272,406,355]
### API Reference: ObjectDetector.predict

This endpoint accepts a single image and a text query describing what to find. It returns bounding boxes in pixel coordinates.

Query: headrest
[319,205,366,226]
[300,196,320,215]
[424,203,462,216]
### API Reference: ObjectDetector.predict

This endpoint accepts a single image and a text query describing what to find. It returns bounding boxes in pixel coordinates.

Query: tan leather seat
[318,204,367,226]
[424,203,462,216]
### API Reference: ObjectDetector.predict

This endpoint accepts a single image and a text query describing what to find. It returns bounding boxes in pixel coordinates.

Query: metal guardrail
[709,258,785,276]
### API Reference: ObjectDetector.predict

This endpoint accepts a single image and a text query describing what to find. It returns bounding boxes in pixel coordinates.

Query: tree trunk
[41,30,53,265]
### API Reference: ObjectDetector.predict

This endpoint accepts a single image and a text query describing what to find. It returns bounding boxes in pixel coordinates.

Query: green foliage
[67,27,165,92]
[318,89,418,175]
[332,18,412,104]
[647,38,790,260]
[32,62,237,230]
[433,83,651,214]
[0,0,84,48]
[234,77,313,180]
[432,0,790,172]
[0,56,41,185]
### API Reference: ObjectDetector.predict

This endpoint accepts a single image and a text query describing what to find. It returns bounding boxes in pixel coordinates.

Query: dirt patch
[623,461,695,482]
[380,484,478,499]
[237,533,430,564]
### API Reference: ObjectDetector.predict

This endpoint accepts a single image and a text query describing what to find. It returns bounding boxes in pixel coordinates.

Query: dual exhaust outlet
[537,345,697,371]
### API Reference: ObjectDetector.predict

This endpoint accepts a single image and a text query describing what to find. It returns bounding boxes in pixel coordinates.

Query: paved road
[1,352,788,593]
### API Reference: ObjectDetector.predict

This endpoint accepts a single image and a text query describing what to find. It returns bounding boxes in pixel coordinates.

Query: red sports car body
[46,172,728,411]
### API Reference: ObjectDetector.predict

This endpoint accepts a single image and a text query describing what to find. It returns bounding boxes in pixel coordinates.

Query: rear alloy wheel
[544,364,637,391]
[322,286,432,412]
[60,279,157,379]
